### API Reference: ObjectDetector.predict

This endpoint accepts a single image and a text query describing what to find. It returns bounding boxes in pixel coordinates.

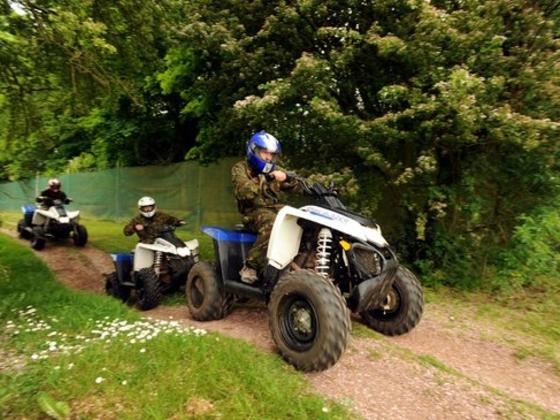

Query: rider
[232,130,303,284]
[37,178,69,207]
[123,196,185,244]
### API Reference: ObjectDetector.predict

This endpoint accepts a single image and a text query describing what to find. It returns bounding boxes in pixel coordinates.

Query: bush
[493,203,560,292]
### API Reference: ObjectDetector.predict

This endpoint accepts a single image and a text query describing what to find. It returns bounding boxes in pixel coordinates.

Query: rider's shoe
[239,265,258,284]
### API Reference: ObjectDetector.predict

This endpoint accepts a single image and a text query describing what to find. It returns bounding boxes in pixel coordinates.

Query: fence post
[35,172,39,197]
[115,162,120,218]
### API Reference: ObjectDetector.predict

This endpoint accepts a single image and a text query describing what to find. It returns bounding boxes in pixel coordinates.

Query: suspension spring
[154,251,163,276]
[315,228,333,278]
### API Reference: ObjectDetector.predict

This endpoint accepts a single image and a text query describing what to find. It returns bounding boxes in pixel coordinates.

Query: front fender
[266,205,388,270]
[133,243,160,271]
[347,258,398,313]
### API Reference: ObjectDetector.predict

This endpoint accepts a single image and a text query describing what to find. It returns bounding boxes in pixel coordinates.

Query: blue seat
[201,226,257,244]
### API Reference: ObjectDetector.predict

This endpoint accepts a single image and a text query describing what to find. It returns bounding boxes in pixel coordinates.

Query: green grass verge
[0,234,349,419]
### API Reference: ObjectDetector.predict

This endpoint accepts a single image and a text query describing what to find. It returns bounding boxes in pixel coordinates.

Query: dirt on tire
[3,228,559,418]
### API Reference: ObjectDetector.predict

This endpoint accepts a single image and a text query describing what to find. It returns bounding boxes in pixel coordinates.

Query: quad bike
[106,225,200,310]
[17,198,88,250]
[185,176,424,371]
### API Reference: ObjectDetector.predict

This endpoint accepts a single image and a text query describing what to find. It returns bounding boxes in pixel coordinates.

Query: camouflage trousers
[243,208,278,272]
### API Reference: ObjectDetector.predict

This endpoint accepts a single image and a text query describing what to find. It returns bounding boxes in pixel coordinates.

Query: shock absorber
[315,228,333,278]
[154,251,163,276]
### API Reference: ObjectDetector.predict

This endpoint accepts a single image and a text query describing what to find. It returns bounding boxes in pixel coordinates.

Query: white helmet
[48,178,61,189]
[138,196,156,218]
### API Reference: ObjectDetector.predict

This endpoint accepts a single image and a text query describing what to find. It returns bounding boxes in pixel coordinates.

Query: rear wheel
[269,270,351,372]
[136,268,162,310]
[360,267,423,336]
[105,272,131,303]
[185,262,229,321]
[73,224,88,247]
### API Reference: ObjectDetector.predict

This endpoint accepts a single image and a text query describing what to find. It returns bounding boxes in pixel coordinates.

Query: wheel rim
[369,285,402,319]
[278,294,318,352]
[190,276,205,308]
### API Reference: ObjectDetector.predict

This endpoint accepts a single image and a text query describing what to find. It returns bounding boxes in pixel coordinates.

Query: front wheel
[185,262,229,321]
[17,219,32,240]
[73,224,88,247]
[360,266,423,336]
[136,268,162,310]
[30,229,45,250]
[269,270,351,372]
[105,272,131,303]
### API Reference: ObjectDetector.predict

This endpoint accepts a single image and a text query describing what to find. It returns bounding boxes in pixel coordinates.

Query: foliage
[0,0,192,178]
[494,201,560,291]
[1,0,559,290]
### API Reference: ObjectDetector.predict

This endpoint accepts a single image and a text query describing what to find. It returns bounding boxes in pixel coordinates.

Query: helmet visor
[140,205,155,213]
[256,147,278,163]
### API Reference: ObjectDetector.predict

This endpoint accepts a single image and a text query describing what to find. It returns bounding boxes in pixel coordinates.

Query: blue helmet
[246,131,282,174]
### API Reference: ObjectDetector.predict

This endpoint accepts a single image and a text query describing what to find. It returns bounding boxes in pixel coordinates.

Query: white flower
[121,380,128,386]
[31,354,39,360]
[322,407,330,413]
[68,363,75,369]
[140,348,146,353]
[95,377,104,384]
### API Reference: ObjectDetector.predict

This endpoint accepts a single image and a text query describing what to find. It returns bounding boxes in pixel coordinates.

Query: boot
[239,265,258,284]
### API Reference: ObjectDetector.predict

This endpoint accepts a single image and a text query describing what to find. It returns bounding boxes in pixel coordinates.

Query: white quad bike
[186,176,424,371]
[17,198,88,250]
[106,224,200,310]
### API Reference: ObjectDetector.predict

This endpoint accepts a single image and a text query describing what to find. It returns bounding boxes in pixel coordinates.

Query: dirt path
[3,229,559,418]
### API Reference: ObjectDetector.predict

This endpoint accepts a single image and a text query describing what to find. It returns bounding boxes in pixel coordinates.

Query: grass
[0,233,349,419]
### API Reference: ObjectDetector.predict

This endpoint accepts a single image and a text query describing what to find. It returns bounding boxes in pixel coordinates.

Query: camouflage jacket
[123,212,182,244]
[231,160,303,217]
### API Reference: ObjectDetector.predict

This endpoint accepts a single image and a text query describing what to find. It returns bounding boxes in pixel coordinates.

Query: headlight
[352,245,382,277]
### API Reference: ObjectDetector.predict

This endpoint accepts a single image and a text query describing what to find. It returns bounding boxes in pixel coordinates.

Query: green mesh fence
[0,158,241,228]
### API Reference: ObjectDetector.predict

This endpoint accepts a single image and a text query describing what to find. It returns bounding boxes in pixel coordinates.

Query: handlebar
[36,197,72,205]
[286,172,339,198]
